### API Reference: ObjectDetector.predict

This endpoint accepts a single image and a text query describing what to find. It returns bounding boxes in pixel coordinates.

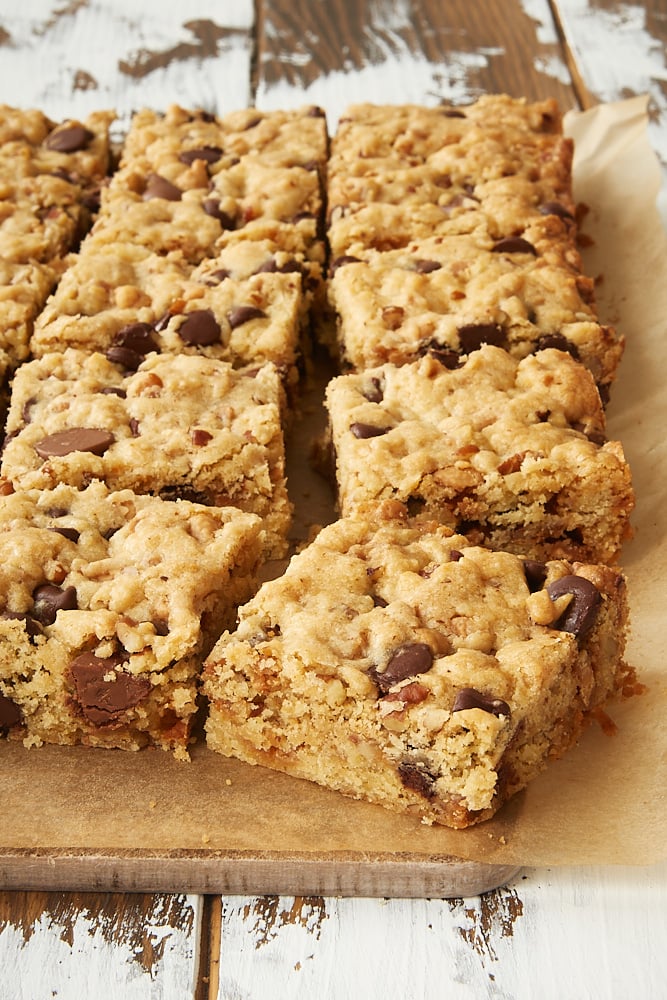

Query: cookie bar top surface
[0,481,263,755]
[203,512,628,827]
[0,480,263,665]
[120,104,328,175]
[30,237,303,376]
[331,97,563,164]
[326,347,634,562]
[1,351,291,556]
[0,106,114,182]
[328,223,623,388]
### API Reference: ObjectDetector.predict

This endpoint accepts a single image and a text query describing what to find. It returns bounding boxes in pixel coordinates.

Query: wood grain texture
[0,0,255,127]
[0,891,203,1000]
[216,862,667,1000]
[555,0,667,173]
[255,0,579,122]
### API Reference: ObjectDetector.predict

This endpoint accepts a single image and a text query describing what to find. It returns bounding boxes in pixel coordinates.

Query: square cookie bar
[327,221,623,395]
[325,346,634,564]
[0,481,263,757]
[30,236,304,390]
[1,351,291,558]
[202,512,629,828]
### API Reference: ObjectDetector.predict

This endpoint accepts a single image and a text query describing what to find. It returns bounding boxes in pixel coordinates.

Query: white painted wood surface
[0,2,666,998]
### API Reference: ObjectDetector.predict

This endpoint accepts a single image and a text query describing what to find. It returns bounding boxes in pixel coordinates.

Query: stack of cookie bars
[0,97,636,828]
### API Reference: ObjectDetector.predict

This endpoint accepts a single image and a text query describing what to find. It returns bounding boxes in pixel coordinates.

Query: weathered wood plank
[256,0,579,124]
[0,891,203,1000]
[555,0,667,173]
[216,863,667,1000]
[0,0,255,128]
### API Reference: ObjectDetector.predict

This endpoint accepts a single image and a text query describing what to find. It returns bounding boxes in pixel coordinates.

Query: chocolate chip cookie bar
[325,346,634,563]
[327,96,574,258]
[96,104,327,267]
[1,350,291,559]
[30,235,304,389]
[202,511,628,828]
[0,480,263,757]
[0,105,114,263]
[328,221,623,394]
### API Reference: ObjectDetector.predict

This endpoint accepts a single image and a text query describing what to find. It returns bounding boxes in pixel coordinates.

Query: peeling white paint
[557,1,667,168]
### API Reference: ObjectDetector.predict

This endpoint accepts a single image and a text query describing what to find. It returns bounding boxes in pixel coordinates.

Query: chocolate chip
[159,485,211,504]
[362,377,384,403]
[32,584,77,626]
[202,199,236,229]
[457,323,506,353]
[350,422,390,439]
[330,255,361,274]
[413,259,442,274]
[533,333,580,360]
[100,387,127,398]
[226,306,267,329]
[397,759,437,799]
[45,123,94,152]
[105,347,145,371]
[129,418,140,437]
[546,574,602,642]
[427,345,461,369]
[452,687,511,717]
[372,594,388,608]
[49,526,80,543]
[449,549,464,561]
[70,651,151,727]
[539,201,575,222]
[143,173,182,201]
[113,322,159,355]
[0,694,21,733]
[178,145,222,165]
[492,237,537,255]
[255,258,303,276]
[373,642,434,693]
[442,108,466,118]
[34,428,115,458]
[202,268,231,285]
[523,559,548,592]
[178,309,222,346]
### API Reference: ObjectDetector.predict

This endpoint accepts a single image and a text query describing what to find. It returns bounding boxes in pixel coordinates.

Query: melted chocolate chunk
[34,428,115,458]
[546,574,602,642]
[533,333,580,360]
[539,201,575,222]
[178,309,221,346]
[226,305,267,329]
[70,651,150,726]
[362,377,384,403]
[202,199,236,229]
[457,323,506,353]
[105,321,158,371]
[413,259,442,274]
[427,345,461,369]
[0,694,21,733]
[491,236,537,255]
[373,642,434,693]
[178,145,223,166]
[45,123,94,152]
[143,173,182,201]
[452,687,511,718]
[329,255,361,274]
[397,759,438,799]
[349,422,390,439]
[32,584,77,626]
[523,558,548,592]
[48,525,80,543]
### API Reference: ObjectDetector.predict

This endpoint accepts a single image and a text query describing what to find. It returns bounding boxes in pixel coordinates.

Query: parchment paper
[2,98,666,870]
